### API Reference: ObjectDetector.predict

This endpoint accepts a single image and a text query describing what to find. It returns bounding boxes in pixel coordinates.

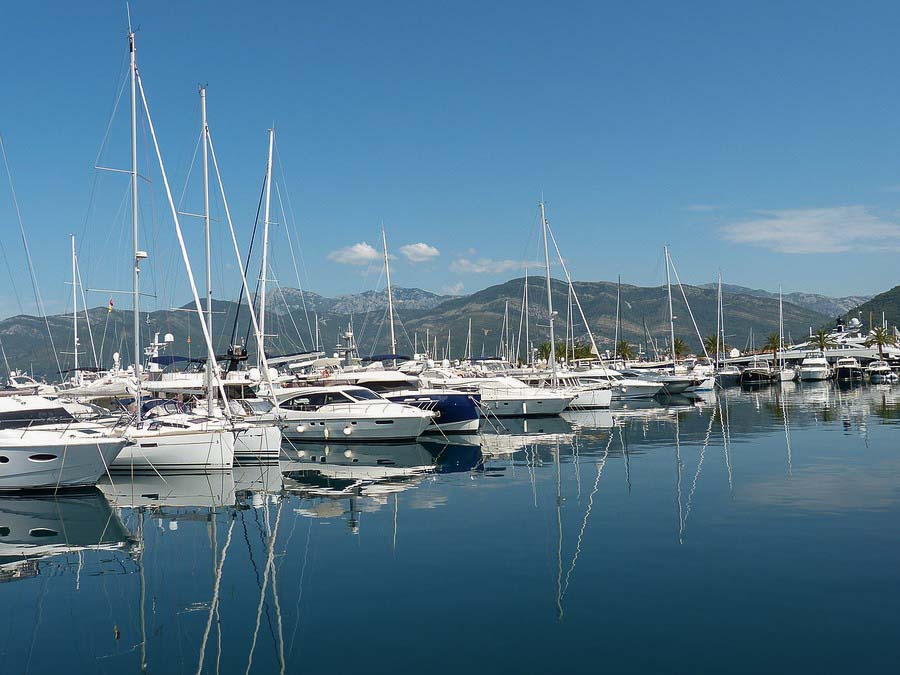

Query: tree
[763,332,780,364]
[673,338,689,359]
[865,326,897,361]
[616,340,635,360]
[809,329,837,352]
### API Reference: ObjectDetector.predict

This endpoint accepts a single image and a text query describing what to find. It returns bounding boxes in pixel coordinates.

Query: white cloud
[442,282,465,295]
[399,242,440,263]
[450,258,526,274]
[327,242,380,265]
[720,206,900,254]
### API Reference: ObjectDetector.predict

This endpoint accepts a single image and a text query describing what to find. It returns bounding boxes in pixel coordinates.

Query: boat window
[344,388,383,402]
[0,527,9,536]
[29,528,59,537]
[322,392,354,405]
[0,407,76,429]
[28,454,58,462]
[283,392,328,410]
[0,456,8,463]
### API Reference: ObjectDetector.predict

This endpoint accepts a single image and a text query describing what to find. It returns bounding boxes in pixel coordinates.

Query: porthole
[28,454,57,462]
[0,527,9,536]
[0,456,8,463]
[29,528,59,537]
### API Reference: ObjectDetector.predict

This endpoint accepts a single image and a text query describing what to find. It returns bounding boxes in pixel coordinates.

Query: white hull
[777,368,796,382]
[0,432,126,491]
[282,412,432,442]
[113,427,234,471]
[567,387,612,409]
[692,376,716,391]
[234,424,282,461]
[480,394,571,417]
[612,381,664,399]
[422,418,481,433]
[799,368,831,381]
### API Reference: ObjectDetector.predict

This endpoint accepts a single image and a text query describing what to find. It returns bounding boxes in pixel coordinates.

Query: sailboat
[776,287,797,382]
[714,273,741,386]
[108,25,234,471]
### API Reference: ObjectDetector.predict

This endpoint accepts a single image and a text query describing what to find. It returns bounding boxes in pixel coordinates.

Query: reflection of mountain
[0,490,132,582]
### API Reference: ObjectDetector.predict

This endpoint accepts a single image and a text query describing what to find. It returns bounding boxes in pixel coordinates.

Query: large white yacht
[799,352,832,381]
[0,394,129,490]
[275,385,434,442]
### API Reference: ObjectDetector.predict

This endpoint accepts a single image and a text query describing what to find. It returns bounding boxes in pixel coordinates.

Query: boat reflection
[281,442,438,533]
[98,471,236,509]
[0,490,133,582]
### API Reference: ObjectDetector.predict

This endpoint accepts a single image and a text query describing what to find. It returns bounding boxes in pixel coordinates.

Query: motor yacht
[275,385,434,442]
[799,353,832,381]
[740,360,776,385]
[833,357,865,381]
[568,364,664,399]
[866,360,897,383]
[715,365,742,386]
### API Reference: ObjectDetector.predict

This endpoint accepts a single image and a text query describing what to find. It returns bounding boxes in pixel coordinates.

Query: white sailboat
[109,26,234,471]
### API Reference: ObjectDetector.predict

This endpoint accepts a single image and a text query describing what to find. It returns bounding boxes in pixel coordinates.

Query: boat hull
[480,394,571,417]
[799,368,831,381]
[234,424,282,461]
[0,433,127,491]
[384,391,481,434]
[566,387,612,409]
[113,428,235,471]
[282,413,432,442]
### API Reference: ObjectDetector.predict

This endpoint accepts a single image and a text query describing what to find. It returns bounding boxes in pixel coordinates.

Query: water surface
[2,382,898,674]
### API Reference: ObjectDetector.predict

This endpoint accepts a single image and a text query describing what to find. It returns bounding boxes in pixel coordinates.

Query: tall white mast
[71,234,79,384]
[778,286,784,370]
[259,127,274,367]
[200,86,214,414]
[129,25,143,423]
[716,272,722,369]
[720,273,727,368]
[523,267,530,364]
[665,245,676,366]
[314,312,320,351]
[381,224,396,358]
[466,318,472,361]
[540,201,557,384]
[613,275,621,361]
[502,300,509,361]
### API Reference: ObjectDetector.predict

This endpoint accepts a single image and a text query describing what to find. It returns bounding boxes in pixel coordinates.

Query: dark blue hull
[384,391,481,433]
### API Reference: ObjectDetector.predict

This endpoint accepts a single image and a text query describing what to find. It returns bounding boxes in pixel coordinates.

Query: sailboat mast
[314,312,320,351]
[382,225,396,357]
[129,27,142,423]
[614,275,621,361]
[540,201,557,382]
[778,286,784,369]
[259,127,274,367]
[523,267,530,364]
[71,234,78,381]
[716,273,722,369]
[466,318,472,361]
[200,86,214,414]
[664,245,675,366]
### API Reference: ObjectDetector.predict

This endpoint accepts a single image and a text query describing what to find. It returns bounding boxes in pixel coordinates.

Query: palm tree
[865,326,897,361]
[673,338,689,359]
[763,332,780,365]
[616,340,635,360]
[809,329,837,353]
[703,334,718,358]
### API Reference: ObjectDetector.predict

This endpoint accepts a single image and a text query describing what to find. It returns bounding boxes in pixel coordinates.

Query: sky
[2,0,900,319]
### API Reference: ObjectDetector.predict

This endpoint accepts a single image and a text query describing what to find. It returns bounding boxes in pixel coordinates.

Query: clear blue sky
[2,0,900,319]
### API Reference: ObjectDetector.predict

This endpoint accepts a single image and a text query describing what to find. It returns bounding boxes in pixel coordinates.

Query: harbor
[2,3,900,674]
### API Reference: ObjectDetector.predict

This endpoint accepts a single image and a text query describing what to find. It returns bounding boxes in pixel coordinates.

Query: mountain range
[698,283,871,318]
[0,278,848,378]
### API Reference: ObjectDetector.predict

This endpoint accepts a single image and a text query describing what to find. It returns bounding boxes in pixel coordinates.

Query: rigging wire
[0,133,62,377]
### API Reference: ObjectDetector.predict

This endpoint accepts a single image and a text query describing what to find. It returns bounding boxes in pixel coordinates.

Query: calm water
[2,381,899,674]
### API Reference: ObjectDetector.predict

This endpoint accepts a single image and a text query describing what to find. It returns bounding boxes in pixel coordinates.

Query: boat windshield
[344,388,384,402]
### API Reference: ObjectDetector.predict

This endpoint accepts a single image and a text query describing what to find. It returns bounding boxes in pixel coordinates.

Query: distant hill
[0,281,839,379]
[699,283,870,318]
[839,285,900,328]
